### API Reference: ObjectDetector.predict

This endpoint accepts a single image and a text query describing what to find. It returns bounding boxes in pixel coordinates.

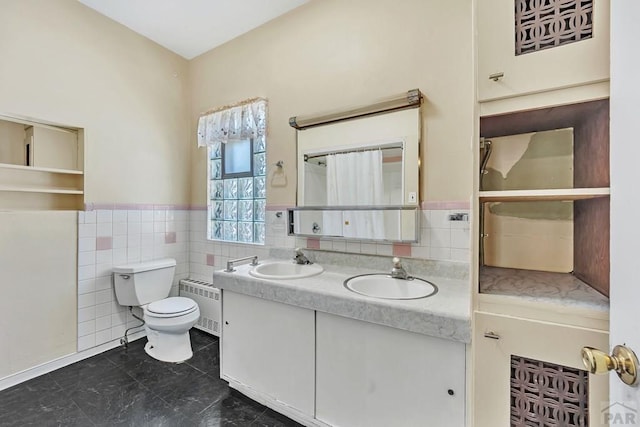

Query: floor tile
[187,340,220,376]
[191,390,266,426]
[190,329,218,352]
[252,408,305,427]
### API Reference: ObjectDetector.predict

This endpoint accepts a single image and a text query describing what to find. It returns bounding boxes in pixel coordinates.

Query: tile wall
[75,204,469,352]
[188,207,470,284]
[76,208,190,351]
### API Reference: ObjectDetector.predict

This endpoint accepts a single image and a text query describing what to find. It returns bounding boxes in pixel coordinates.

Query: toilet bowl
[112,258,200,363]
[143,297,200,362]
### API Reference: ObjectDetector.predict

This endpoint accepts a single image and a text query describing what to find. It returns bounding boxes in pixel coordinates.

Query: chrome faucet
[294,248,312,265]
[390,257,409,279]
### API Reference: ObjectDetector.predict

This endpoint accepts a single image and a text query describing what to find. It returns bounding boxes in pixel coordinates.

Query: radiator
[179,279,221,337]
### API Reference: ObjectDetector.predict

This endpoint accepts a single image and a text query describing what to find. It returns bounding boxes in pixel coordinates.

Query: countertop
[212,259,472,343]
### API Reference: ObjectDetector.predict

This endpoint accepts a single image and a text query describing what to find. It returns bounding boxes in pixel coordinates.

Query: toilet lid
[147,297,197,316]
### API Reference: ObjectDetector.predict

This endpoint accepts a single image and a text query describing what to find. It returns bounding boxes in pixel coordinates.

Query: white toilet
[113,258,200,363]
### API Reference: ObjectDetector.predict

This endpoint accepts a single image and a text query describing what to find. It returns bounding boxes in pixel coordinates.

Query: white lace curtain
[197,98,267,147]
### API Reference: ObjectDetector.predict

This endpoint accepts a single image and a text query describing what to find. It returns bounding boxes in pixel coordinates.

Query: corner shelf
[0,185,83,195]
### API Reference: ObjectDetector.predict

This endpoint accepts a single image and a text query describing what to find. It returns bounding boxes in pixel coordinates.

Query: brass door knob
[581,345,639,386]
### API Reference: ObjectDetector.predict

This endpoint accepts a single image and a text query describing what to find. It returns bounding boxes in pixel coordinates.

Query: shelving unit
[0,115,84,210]
[478,98,610,297]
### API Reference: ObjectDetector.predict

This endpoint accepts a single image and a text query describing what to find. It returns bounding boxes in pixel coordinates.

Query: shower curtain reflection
[326,150,385,239]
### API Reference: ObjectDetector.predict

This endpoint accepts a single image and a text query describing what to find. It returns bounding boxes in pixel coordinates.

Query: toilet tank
[113,258,176,306]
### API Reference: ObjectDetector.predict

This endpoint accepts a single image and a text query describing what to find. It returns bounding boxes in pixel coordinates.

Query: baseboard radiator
[179,279,221,337]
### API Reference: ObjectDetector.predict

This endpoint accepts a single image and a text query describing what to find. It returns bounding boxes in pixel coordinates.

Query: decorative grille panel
[511,355,589,426]
[515,0,593,56]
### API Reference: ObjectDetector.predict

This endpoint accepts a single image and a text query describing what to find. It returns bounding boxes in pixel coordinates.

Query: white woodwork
[474,312,609,427]
[479,188,610,202]
[477,0,610,102]
[221,291,315,416]
[609,0,640,410]
[315,312,465,427]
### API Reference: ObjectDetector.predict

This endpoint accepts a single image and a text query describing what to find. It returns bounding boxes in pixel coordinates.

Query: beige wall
[189,0,474,206]
[0,0,191,204]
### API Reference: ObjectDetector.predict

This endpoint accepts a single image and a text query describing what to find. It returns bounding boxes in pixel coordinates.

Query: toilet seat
[146,297,197,318]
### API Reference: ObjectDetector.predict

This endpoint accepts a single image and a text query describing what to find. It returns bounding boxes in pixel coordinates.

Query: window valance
[197,98,267,147]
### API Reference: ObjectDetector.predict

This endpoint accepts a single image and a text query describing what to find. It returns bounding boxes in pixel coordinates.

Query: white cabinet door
[316,312,466,427]
[474,312,609,427]
[477,0,610,102]
[221,291,315,416]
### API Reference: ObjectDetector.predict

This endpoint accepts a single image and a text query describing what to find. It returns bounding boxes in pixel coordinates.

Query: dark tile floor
[0,330,302,427]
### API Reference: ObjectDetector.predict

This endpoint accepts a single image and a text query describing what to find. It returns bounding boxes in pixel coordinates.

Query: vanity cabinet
[477,0,610,102]
[220,291,315,417]
[315,312,466,427]
[473,311,608,427]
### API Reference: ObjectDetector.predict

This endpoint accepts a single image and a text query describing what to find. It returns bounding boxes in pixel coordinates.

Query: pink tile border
[392,243,412,257]
[306,238,320,250]
[164,232,177,244]
[96,237,112,250]
[206,254,215,266]
[83,202,469,212]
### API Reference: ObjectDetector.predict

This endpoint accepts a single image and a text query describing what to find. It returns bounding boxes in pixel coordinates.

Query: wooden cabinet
[220,291,315,417]
[0,115,84,210]
[473,311,608,427]
[315,312,466,427]
[477,0,610,102]
[479,99,610,296]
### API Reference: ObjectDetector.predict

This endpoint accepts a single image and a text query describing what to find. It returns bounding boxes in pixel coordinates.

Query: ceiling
[78,0,310,60]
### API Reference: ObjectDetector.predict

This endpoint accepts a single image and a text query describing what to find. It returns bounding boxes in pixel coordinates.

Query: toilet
[113,258,200,363]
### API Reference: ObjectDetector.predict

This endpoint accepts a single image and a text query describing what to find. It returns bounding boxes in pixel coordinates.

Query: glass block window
[208,135,266,244]
[515,0,593,56]
[510,355,589,426]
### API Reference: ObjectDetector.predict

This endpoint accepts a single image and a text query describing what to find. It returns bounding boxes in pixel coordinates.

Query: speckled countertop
[212,254,472,343]
[480,266,609,312]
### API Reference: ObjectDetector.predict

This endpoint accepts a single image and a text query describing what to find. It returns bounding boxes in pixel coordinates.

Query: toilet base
[144,327,194,363]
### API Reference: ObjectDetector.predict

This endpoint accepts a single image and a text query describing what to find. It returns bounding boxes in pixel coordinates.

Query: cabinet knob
[582,345,639,386]
[488,72,504,82]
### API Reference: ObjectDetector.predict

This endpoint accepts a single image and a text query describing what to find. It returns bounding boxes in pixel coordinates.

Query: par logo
[601,402,638,425]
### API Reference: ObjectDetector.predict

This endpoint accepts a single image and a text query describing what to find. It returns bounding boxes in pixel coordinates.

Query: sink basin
[249,262,324,280]
[344,274,438,300]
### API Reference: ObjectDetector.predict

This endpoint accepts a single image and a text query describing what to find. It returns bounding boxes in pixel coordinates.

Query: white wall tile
[96,250,112,265]
[451,228,470,249]
[429,210,451,229]
[141,210,154,222]
[78,293,95,309]
[84,211,96,224]
[95,289,112,305]
[78,237,96,252]
[78,334,95,351]
[78,265,95,281]
[127,210,141,223]
[451,248,470,263]
[430,228,451,248]
[431,247,452,261]
[78,279,96,295]
[97,210,112,223]
[112,210,127,222]
[112,235,127,249]
[113,222,128,236]
[95,329,112,346]
[78,306,96,323]
[79,223,96,238]
[78,320,95,337]
[95,315,111,332]
[96,222,112,237]
[95,302,111,318]
[78,251,95,267]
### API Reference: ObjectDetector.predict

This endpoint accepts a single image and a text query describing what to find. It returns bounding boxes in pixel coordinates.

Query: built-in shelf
[0,162,83,175]
[479,187,610,202]
[0,185,83,195]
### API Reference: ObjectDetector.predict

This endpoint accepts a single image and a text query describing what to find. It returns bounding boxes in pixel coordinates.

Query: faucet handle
[295,247,305,255]
[392,257,402,267]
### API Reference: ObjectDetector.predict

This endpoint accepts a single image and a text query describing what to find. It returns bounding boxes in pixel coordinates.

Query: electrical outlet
[408,192,417,203]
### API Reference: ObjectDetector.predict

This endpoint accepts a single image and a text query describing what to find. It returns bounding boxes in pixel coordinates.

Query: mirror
[291,107,421,242]
[297,108,420,207]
